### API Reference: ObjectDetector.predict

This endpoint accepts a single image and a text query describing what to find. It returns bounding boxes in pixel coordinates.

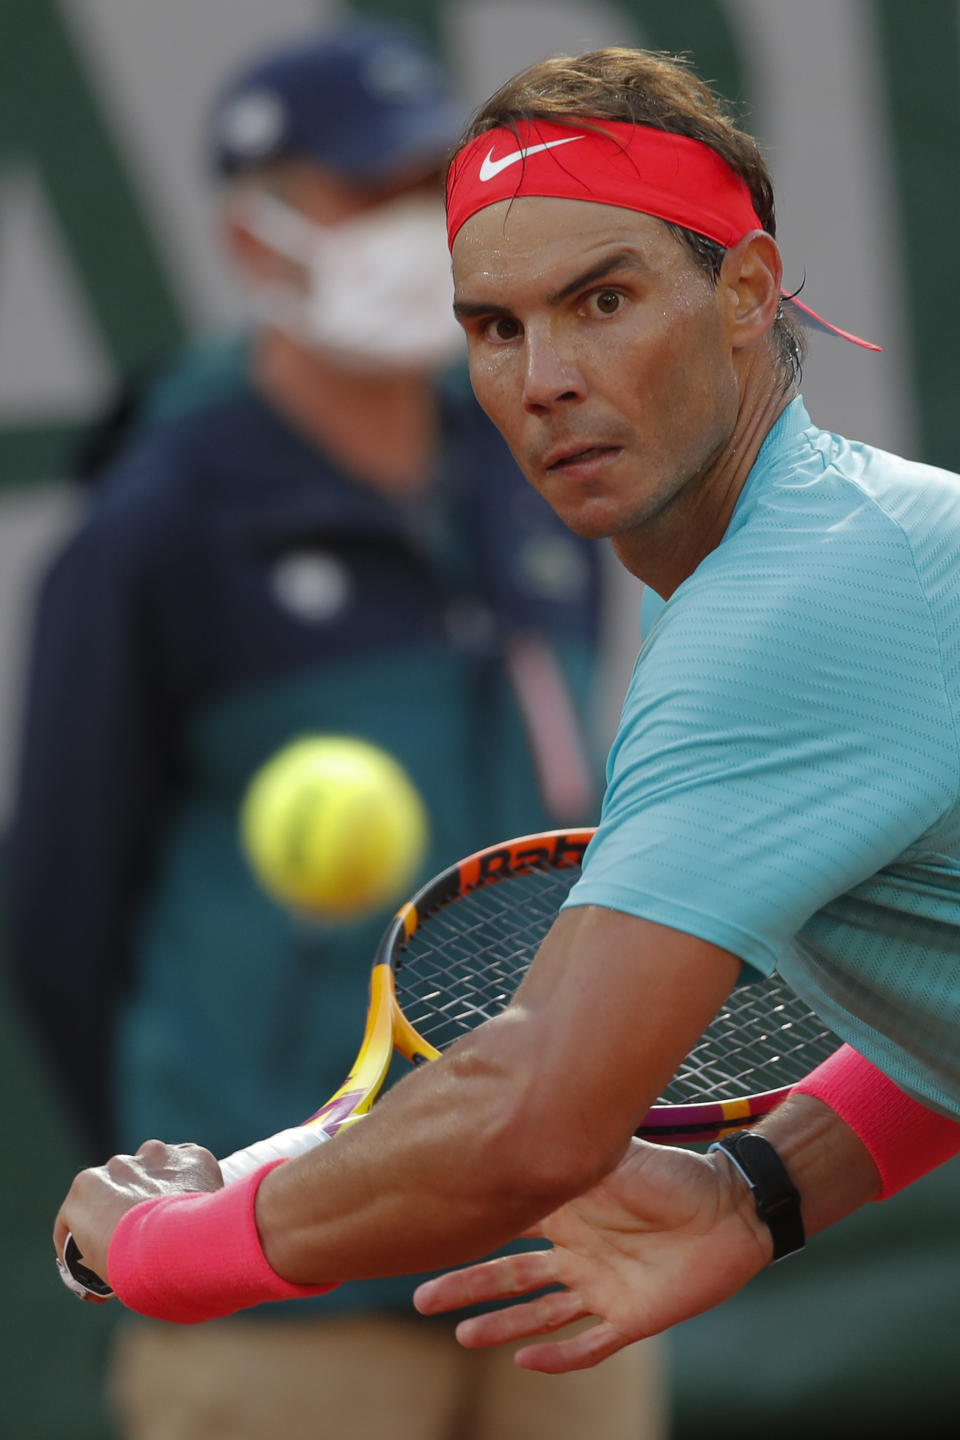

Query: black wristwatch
[708,1130,805,1262]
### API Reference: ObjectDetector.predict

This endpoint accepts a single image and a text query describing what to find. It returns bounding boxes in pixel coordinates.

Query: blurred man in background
[7,18,665,1440]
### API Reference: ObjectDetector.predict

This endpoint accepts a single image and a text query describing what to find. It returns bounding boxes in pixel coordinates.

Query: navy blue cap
[210,20,464,183]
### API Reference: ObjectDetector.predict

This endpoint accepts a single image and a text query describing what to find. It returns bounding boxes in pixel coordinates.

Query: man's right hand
[54,1138,223,1295]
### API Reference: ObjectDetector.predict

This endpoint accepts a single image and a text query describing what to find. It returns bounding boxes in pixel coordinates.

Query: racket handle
[218,1123,332,1184]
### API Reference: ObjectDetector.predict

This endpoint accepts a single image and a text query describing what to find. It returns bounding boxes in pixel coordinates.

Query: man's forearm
[254,1026,624,1286]
[749,1093,882,1238]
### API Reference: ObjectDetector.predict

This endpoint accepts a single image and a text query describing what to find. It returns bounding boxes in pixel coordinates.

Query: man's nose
[521,328,587,414]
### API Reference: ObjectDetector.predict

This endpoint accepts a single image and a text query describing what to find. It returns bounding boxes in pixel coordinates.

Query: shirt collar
[754,395,813,466]
[724,395,815,539]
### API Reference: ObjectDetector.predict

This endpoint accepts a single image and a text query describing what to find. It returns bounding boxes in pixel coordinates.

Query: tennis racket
[59,826,837,1300]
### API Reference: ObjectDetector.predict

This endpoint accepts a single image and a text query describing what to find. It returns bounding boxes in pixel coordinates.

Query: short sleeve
[565,522,959,975]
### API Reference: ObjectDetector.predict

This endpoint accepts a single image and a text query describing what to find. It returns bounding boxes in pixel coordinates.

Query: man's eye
[483,317,521,342]
[592,290,622,316]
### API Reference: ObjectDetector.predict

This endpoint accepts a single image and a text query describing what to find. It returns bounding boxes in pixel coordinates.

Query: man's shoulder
[722,415,960,595]
[639,425,960,727]
[786,410,960,534]
[793,427,960,632]
[835,435,960,555]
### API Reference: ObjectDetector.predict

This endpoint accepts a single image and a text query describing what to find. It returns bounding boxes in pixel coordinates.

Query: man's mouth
[546,444,621,471]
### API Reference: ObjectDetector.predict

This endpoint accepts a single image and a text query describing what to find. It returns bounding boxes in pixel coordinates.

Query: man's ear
[720,230,783,349]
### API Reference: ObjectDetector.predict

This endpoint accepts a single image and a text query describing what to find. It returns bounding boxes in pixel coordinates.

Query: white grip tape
[218,1124,332,1185]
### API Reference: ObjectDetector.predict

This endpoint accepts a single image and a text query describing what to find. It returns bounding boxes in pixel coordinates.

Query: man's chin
[563,517,621,541]
[543,495,631,541]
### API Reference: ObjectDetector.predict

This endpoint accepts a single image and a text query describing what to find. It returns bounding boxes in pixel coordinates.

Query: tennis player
[55,47,960,1369]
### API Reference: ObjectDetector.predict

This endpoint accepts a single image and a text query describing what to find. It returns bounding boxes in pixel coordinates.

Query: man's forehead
[451,197,679,288]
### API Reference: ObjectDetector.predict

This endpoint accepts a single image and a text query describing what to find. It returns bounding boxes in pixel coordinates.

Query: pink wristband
[107,1160,336,1323]
[792,1045,960,1199]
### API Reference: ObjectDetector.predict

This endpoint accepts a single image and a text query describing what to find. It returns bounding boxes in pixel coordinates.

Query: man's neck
[251,329,438,498]
[613,371,796,598]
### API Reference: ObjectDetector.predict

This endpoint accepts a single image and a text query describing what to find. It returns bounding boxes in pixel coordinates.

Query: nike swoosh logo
[478,136,584,182]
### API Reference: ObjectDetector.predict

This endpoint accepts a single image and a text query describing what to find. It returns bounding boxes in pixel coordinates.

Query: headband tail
[784,294,882,352]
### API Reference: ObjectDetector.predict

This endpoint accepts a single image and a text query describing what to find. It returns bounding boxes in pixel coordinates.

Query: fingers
[129,1139,222,1192]
[135,1138,169,1159]
[132,1139,219,1171]
[414,1249,557,1315]
[515,1320,632,1374]
[52,1162,110,1256]
[55,1178,113,1304]
[53,1212,69,1259]
[135,1138,216,1160]
[455,1288,586,1348]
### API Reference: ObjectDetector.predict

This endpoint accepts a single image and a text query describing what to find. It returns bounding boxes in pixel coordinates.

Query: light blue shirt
[567,398,960,1116]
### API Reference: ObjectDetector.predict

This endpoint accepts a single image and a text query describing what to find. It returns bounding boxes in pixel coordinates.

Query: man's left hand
[413,1137,771,1371]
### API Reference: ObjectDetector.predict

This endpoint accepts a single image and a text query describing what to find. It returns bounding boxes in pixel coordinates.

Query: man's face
[451,198,742,545]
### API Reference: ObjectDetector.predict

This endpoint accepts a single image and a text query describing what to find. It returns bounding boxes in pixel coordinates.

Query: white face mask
[235,191,464,372]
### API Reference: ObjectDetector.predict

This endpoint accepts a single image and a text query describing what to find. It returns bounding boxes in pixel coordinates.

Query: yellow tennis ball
[241,736,429,919]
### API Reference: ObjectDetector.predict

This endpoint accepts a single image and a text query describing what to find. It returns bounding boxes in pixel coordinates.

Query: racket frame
[305,829,594,1132]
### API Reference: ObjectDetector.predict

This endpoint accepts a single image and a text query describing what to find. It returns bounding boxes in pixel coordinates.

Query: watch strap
[709,1130,805,1262]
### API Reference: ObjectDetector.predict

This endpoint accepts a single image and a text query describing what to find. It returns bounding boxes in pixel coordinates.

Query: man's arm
[55,906,742,1304]
[413,1061,960,1373]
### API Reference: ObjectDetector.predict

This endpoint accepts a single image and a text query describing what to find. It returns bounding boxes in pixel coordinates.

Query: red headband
[446,118,880,350]
[446,118,762,249]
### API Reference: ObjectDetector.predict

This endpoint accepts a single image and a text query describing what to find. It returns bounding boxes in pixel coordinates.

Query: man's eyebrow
[546,248,647,304]
[453,248,647,321]
[453,296,510,321]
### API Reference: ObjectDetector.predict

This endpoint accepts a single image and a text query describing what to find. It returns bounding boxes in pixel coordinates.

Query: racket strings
[393,859,835,1102]
[395,866,577,1051]
[659,980,835,1102]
